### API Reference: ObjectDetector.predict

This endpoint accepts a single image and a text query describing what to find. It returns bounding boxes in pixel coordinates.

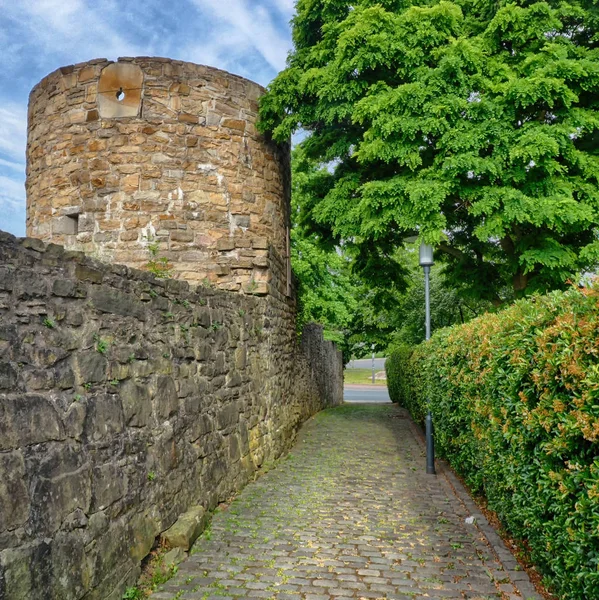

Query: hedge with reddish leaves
[387,289,599,599]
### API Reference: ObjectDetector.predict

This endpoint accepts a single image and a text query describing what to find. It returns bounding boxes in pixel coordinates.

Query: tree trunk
[513,271,528,293]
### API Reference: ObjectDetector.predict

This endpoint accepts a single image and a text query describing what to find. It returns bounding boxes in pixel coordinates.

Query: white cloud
[191,0,292,71]
[267,0,296,19]
[0,158,24,171]
[0,173,26,232]
[0,0,143,64]
[0,175,25,205]
[0,105,27,164]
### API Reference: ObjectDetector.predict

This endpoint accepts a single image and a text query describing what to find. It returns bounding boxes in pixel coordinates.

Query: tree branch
[438,242,467,260]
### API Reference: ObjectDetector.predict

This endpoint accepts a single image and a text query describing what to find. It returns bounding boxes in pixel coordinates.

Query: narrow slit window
[66,214,79,235]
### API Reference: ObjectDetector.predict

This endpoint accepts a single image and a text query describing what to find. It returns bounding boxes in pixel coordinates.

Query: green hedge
[385,346,411,404]
[387,289,599,599]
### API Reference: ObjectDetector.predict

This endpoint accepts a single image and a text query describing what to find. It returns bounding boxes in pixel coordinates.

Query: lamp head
[419,244,434,267]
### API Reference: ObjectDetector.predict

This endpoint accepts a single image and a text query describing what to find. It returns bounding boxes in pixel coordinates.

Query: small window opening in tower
[66,214,79,235]
[116,87,125,101]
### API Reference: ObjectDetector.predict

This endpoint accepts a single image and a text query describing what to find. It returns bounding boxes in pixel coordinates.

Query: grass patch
[343,368,386,386]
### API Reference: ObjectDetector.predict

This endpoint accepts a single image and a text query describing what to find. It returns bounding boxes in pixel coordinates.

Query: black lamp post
[419,244,436,475]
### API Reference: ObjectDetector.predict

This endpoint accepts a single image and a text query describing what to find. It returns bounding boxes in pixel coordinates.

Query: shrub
[394,288,599,599]
[386,346,412,406]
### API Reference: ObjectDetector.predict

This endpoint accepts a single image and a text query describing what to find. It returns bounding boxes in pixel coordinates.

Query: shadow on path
[152,404,539,600]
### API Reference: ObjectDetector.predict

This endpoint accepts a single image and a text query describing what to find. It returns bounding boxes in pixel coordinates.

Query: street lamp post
[419,244,436,475]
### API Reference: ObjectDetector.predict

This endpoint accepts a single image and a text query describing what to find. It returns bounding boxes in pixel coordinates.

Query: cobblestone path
[152,404,540,600]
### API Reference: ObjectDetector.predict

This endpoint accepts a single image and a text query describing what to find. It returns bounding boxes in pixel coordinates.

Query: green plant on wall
[146,240,173,279]
[122,587,143,600]
[93,333,109,355]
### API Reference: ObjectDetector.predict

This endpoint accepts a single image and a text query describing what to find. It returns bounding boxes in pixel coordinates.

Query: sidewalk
[151,403,541,600]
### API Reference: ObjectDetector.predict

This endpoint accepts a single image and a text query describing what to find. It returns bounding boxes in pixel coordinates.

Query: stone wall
[0,231,342,600]
[26,57,290,293]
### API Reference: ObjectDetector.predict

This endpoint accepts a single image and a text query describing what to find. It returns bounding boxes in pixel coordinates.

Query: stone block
[222,119,246,132]
[216,401,240,430]
[216,238,235,251]
[52,278,86,298]
[0,545,38,599]
[30,451,92,534]
[162,547,186,567]
[78,66,97,82]
[0,451,29,530]
[178,113,198,124]
[234,237,252,248]
[64,401,86,440]
[75,351,107,384]
[129,512,160,562]
[253,256,269,268]
[92,462,127,511]
[170,230,194,243]
[13,269,48,299]
[242,281,269,295]
[0,362,17,390]
[97,62,143,119]
[83,393,124,441]
[21,237,46,252]
[49,531,89,599]
[75,264,104,284]
[232,214,250,229]
[161,505,207,551]
[0,267,14,291]
[119,378,152,427]
[89,519,133,588]
[91,287,147,321]
[0,395,63,450]
[152,374,178,419]
[52,215,78,235]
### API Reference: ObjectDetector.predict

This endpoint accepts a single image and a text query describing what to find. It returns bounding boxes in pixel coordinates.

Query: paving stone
[158,404,536,599]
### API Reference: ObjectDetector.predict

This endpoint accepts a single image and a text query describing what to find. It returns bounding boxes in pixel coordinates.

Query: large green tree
[292,146,490,357]
[260,0,599,303]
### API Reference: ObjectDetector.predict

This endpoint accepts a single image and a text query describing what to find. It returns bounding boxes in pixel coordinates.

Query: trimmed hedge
[387,289,599,599]
[385,346,410,404]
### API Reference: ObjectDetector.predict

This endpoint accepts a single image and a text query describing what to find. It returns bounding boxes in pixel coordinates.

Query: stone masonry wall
[0,231,342,600]
[26,58,290,293]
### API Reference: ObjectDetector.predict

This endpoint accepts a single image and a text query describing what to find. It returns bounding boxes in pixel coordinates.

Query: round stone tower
[26,57,290,294]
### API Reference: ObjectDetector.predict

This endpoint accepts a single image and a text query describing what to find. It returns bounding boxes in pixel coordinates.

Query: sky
[0,0,295,236]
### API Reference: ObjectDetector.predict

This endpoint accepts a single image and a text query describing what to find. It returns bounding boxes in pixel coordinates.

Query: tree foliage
[260,0,599,303]
[387,261,490,347]
[291,147,391,358]
[292,145,485,356]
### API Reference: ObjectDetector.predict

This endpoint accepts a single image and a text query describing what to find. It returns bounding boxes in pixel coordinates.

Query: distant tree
[260,0,599,304]
[387,264,492,347]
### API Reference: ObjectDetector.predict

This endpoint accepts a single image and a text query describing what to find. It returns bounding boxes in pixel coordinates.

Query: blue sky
[0,0,295,236]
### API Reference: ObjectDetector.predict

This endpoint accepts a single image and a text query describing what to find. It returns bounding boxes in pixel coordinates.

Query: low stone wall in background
[0,231,342,600]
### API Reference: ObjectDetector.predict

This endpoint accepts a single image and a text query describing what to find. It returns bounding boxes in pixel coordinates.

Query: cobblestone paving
[152,404,536,600]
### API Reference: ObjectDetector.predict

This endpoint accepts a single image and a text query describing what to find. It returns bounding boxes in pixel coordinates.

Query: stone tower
[26,57,291,295]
